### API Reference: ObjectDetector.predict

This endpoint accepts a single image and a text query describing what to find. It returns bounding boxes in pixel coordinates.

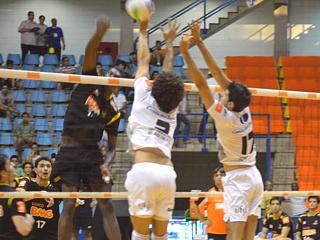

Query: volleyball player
[180,21,263,240]
[125,19,184,240]
[52,17,122,240]
[0,154,34,239]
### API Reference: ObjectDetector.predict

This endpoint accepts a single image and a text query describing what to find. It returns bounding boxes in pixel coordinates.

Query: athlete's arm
[295,231,301,240]
[180,35,214,110]
[190,21,232,90]
[12,214,34,236]
[161,21,180,72]
[135,20,150,79]
[83,17,111,73]
[273,226,290,239]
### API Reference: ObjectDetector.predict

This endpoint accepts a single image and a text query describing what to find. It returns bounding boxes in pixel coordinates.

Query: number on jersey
[242,131,254,155]
[36,220,46,229]
[155,119,170,134]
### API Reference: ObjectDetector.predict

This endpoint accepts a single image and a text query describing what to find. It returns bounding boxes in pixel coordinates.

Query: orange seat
[244,79,279,89]
[226,67,242,81]
[225,56,275,67]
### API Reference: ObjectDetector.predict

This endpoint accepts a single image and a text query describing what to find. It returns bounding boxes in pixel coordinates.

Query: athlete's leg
[58,184,77,240]
[130,216,152,239]
[90,182,121,240]
[227,221,246,240]
[243,215,258,240]
[152,219,169,239]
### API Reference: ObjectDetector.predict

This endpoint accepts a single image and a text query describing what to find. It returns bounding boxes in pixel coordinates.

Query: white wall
[0,0,319,67]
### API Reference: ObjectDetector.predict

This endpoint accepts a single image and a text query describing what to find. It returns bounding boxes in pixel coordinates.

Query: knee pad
[132,230,149,240]
[152,233,167,240]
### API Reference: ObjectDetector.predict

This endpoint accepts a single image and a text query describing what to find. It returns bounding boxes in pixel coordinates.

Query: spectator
[55,56,76,89]
[175,94,192,144]
[150,40,165,66]
[114,88,128,133]
[18,11,39,62]
[10,155,23,177]
[128,51,137,77]
[283,181,307,217]
[261,180,273,217]
[15,112,35,160]
[0,84,15,119]
[0,60,16,89]
[14,161,33,189]
[50,153,57,163]
[14,79,24,90]
[96,62,105,76]
[296,196,320,240]
[36,15,48,56]
[191,166,227,240]
[260,197,294,239]
[25,143,41,165]
[150,71,160,80]
[45,18,65,60]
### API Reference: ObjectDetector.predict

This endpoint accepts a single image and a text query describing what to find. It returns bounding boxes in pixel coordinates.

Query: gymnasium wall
[0,0,319,68]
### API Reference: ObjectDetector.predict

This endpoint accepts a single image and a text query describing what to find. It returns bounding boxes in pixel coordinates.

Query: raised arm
[180,35,214,110]
[161,21,180,72]
[135,20,150,79]
[83,17,111,72]
[190,21,232,90]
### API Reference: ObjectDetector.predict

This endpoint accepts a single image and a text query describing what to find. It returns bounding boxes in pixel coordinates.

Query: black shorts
[74,215,93,230]
[207,233,227,240]
[52,147,105,187]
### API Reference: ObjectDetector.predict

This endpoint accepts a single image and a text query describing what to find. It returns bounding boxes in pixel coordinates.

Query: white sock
[152,233,167,240]
[132,230,149,240]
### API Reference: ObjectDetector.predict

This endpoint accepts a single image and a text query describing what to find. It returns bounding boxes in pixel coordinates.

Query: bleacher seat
[173,67,183,76]
[48,148,58,157]
[51,104,66,117]
[97,55,113,67]
[0,132,14,145]
[13,118,22,130]
[150,65,162,74]
[40,65,57,89]
[173,56,184,67]
[31,104,47,117]
[0,147,17,157]
[79,54,85,65]
[43,54,59,65]
[15,103,26,115]
[22,148,31,161]
[34,118,49,132]
[36,132,52,146]
[76,66,83,75]
[41,65,55,72]
[31,90,46,103]
[51,90,67,103]
[0,54,3,65]
[12,90,26,102]
[62,54,76,65]
[117,55,132,63]
[54,132,62,145]
[0,118,12,131]
[22,65,39,89]
[7,54,21,65]
[24,54,40,65]
[52,119,64,132]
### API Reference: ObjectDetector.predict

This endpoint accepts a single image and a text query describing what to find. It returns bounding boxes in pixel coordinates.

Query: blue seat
[173,67,183,77]
[47,148,58,157]
[22,148,31,161]
[150,65,162,74]
[79,54,85,65]
[97,55,113,67]
[43,54,59,65]
[41,65,55,72]
[31,90,46,102]
[12,90,26,102]
[15,103,26,114]
[0,132,14,145]
[51,90,67,103]
[173,56,184,67]
[13,117,22,129]
[7,54,21,65]
[0,54,3,65]
[34,118,49,131]
[118,118,126,133]
[0,118,12,131]
[0,147,17,157]
[22,65,39,89]
[76,66,83,75]
[52,119,64,132]
[36,132,52,146]
[40,65,57,89]
[116,55,132,64]
[24,54,40,65]
[31,104,47,117]
[54,132,62,145]
[51,104,66,117]
[62,54,76,66]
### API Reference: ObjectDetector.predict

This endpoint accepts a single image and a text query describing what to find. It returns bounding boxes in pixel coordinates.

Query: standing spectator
[150,40,166,66]
[0,60,16,89]
[261,180,273,217]
[15,112,35,160]
[191,167,227,240]
[45,18,65,60]
[36,15,48,56]
[25,143,41,165]
[175,94,192,144]
[0,84,15,119]
[18,11,39,62]
[55,56,76,89]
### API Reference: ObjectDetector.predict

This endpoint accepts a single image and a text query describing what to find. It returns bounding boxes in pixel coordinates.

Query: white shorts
[125,162,176,221]
[222,166,263,222]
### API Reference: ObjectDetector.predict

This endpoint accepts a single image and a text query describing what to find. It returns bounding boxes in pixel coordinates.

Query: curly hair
[151,72,185,113]
[227,82,251,112]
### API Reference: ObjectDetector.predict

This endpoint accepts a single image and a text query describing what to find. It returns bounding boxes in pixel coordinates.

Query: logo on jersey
[215,102,222,113]
[85,95,101,117]
[240,113,249,124]
[30,206,53,219]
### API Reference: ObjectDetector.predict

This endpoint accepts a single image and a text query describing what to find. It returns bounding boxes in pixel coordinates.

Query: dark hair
[0,154,8,171]
[51,153,56,158]
[270,197,282,205]
[96,62,102,67]
[107,67,126,78]
[227,82,251,112]
[39,15,45,19]
[10,155,18,160]
[116,59,127,66]
[51,18,57,21]
[151,72,184,113]
[22,162,33,169]
[62,56,69,62]
[22,112,30,117]
[156,40,161,44]
[35,157,52,168]
[308,196,320,203]
[213,166,225,176]
[151,71,159,80]
[6,60,14,66]
[27,11,34,16]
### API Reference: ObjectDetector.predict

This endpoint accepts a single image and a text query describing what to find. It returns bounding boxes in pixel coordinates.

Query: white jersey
[128,77,177,159]
[208,100,256,166]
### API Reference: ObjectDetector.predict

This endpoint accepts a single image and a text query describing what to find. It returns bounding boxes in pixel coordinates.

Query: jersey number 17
[241,131,254,155]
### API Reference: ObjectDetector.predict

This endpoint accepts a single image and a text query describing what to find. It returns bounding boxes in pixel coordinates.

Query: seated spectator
[261,180,273,217]
[260,197,294,240]
[25,143,41,165]
[55,56,76,89]
[14,161,34,189]
[96,62,105,76]
[128,51,137,77]
[10,155,23,177]
[14,79,24,90]
[150,71,160,80]
[0,60,16,89]
[175,94,191,144]
[150,40,165,66]
[0,84,15,119]
[15,112,35,160]
[296,196,320,240]
[191,167,227,240]
[114,88,128,133]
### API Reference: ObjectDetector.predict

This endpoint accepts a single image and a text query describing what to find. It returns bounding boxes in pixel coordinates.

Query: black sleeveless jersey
[263,212,294,239]
[296,211,320,239]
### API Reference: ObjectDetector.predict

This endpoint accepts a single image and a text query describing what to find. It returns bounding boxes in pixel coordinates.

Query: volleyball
[125,0,155,21]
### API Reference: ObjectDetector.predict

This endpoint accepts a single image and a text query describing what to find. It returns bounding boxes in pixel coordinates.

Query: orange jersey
[199,186,227,234]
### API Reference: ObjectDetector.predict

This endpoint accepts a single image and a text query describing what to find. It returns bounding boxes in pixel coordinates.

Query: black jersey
[22,180,60,240]
[0,184,27,240]
[263,212,294,239]
[296,211,320,239]
[62,69,120,145]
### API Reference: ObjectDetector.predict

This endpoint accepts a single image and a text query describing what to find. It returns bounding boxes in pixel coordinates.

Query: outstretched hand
[160,20,180,43]
[188,20,202,44]
[180,34,193,54]
[96,16,111,35]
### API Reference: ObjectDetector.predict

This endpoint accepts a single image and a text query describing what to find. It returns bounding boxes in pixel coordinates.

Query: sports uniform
[125,76,177,221]
[262,212,294,239]
[296,211,320,239]
[207,100,263,222]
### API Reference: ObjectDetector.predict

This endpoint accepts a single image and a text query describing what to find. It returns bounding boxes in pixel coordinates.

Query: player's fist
[96,16,111,35]
[180,34,193,54]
